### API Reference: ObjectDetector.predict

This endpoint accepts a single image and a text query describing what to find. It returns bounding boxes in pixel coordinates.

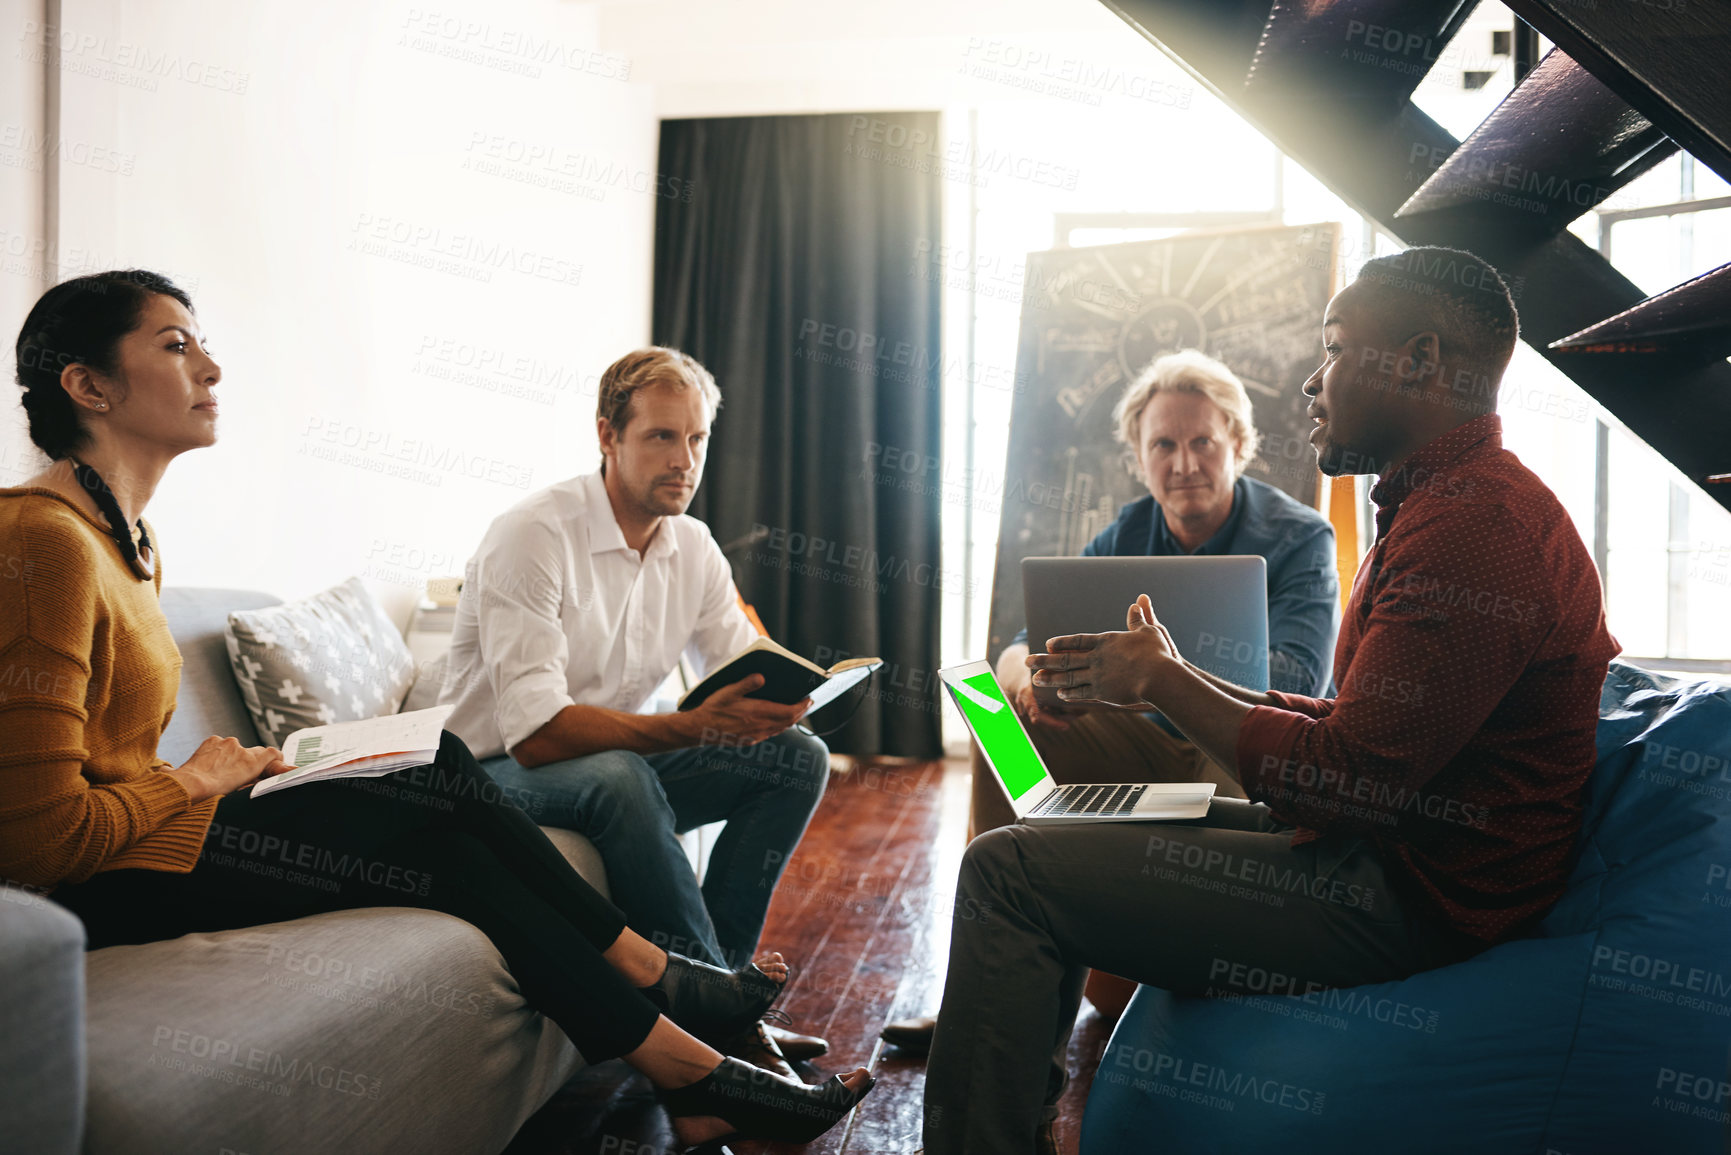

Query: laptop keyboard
[1029,783,1148,818]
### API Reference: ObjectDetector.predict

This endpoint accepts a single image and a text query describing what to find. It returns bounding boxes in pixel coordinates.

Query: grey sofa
[0,588,612,1155]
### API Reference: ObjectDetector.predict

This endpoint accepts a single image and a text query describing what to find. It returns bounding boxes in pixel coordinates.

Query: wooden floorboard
[505,757,1114,1155]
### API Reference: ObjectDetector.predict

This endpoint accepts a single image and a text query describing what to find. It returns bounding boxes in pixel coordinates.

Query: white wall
[13,0,658,620]
[0,0,50,487]
[5,0,1205,630]
[597,0,1186,118]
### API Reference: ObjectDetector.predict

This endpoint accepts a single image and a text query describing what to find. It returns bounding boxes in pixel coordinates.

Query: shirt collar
[1152,476,1246,556]
[579,469,680,562]
[1369,413,1501,531]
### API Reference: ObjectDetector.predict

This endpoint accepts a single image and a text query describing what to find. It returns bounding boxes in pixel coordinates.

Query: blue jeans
[481,728,829,968]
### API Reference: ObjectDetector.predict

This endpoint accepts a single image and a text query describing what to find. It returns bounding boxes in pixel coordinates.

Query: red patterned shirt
[1236,414,1619,941]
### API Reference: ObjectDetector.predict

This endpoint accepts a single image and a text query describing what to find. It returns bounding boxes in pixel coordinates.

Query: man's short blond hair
[596,346,721,433]
[1112,349,1261,478]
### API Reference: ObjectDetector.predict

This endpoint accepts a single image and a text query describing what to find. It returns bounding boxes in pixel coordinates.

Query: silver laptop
[1022,556,1270,707]
[938,661,1215,824]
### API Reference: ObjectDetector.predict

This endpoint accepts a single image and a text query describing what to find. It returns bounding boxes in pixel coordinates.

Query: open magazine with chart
[248,705,454,798]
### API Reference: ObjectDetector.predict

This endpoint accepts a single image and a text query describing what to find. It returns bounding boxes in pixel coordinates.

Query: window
[935,2,1731,721]
[1558,152,1731,666]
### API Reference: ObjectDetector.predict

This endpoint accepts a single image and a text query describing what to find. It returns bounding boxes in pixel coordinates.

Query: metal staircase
[1099,0,1731,508]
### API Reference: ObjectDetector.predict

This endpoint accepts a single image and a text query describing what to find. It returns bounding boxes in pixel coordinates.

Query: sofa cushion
[541,825,609,897]
[226,577,417,747]
[82,824,608,1155]
[158,588,282,764]
[83,907,581,1155]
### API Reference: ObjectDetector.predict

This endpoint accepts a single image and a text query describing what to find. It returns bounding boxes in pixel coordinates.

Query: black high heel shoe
[641,954,786,1044]
[663,1056,876,1151]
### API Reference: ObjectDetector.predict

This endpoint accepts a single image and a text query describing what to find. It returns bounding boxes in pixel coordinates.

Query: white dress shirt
[440,469,759,760]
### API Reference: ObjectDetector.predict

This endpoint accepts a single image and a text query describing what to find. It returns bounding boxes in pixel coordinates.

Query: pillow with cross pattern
[224,576,417,748]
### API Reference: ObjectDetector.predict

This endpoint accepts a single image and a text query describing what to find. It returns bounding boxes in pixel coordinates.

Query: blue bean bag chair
[1081,660,1731,1154]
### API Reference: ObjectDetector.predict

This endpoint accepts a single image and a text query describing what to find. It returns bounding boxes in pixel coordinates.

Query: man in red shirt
[921,246,1619,1155]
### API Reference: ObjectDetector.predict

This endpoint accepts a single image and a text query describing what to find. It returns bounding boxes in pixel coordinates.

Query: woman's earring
[94,401,107,409]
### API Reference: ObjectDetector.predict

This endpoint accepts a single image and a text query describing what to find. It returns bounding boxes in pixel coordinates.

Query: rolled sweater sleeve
[0,523,195,890]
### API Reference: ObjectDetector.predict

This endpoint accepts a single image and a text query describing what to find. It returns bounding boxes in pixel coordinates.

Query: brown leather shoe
[765,1022,829,1062]
[878,1014,936,1056]
[726,1019,799,1081]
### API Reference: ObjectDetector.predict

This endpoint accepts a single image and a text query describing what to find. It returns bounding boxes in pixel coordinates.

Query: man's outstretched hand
[1026,594,1181,708]
[1011,680,1084,730]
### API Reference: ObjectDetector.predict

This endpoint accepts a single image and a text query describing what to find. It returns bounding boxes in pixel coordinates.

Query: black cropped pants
[53,731,662,1062]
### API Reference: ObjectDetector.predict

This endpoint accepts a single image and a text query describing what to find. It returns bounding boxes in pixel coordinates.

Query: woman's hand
[1026,594,1182,708]
[164,736,296,803]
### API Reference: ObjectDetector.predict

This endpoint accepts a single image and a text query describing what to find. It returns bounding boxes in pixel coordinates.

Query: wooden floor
[505,756,1115,1155]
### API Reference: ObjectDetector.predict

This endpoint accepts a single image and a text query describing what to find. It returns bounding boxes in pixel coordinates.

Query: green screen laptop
[938,661,1215,824]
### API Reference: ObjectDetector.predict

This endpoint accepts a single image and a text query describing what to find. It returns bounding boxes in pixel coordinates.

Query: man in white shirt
[440,347,832,1070]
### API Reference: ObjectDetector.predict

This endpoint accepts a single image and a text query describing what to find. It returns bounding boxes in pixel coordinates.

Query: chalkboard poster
[986,222,1339,656]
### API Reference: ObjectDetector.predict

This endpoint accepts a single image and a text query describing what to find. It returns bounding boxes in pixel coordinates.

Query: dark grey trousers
[921,799,1484,1155]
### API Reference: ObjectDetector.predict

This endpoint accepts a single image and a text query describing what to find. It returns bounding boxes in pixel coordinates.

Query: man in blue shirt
[882,349,1341,1071]
[973,348,1341,831]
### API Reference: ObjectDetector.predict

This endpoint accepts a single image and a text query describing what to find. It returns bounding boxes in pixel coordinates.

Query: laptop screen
[944,668,1048,801]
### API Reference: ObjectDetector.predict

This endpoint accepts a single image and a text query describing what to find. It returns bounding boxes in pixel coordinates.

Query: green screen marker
[955,671,1048,801]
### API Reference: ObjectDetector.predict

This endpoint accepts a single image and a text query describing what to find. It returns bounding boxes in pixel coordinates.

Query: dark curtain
[654,113,943,758]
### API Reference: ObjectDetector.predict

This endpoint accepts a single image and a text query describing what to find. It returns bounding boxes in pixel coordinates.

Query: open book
[677,638,882,713]
[249,705,454,798]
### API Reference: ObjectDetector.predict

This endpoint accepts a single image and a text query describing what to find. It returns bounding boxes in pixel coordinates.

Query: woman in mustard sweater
[0,270,871,1153]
